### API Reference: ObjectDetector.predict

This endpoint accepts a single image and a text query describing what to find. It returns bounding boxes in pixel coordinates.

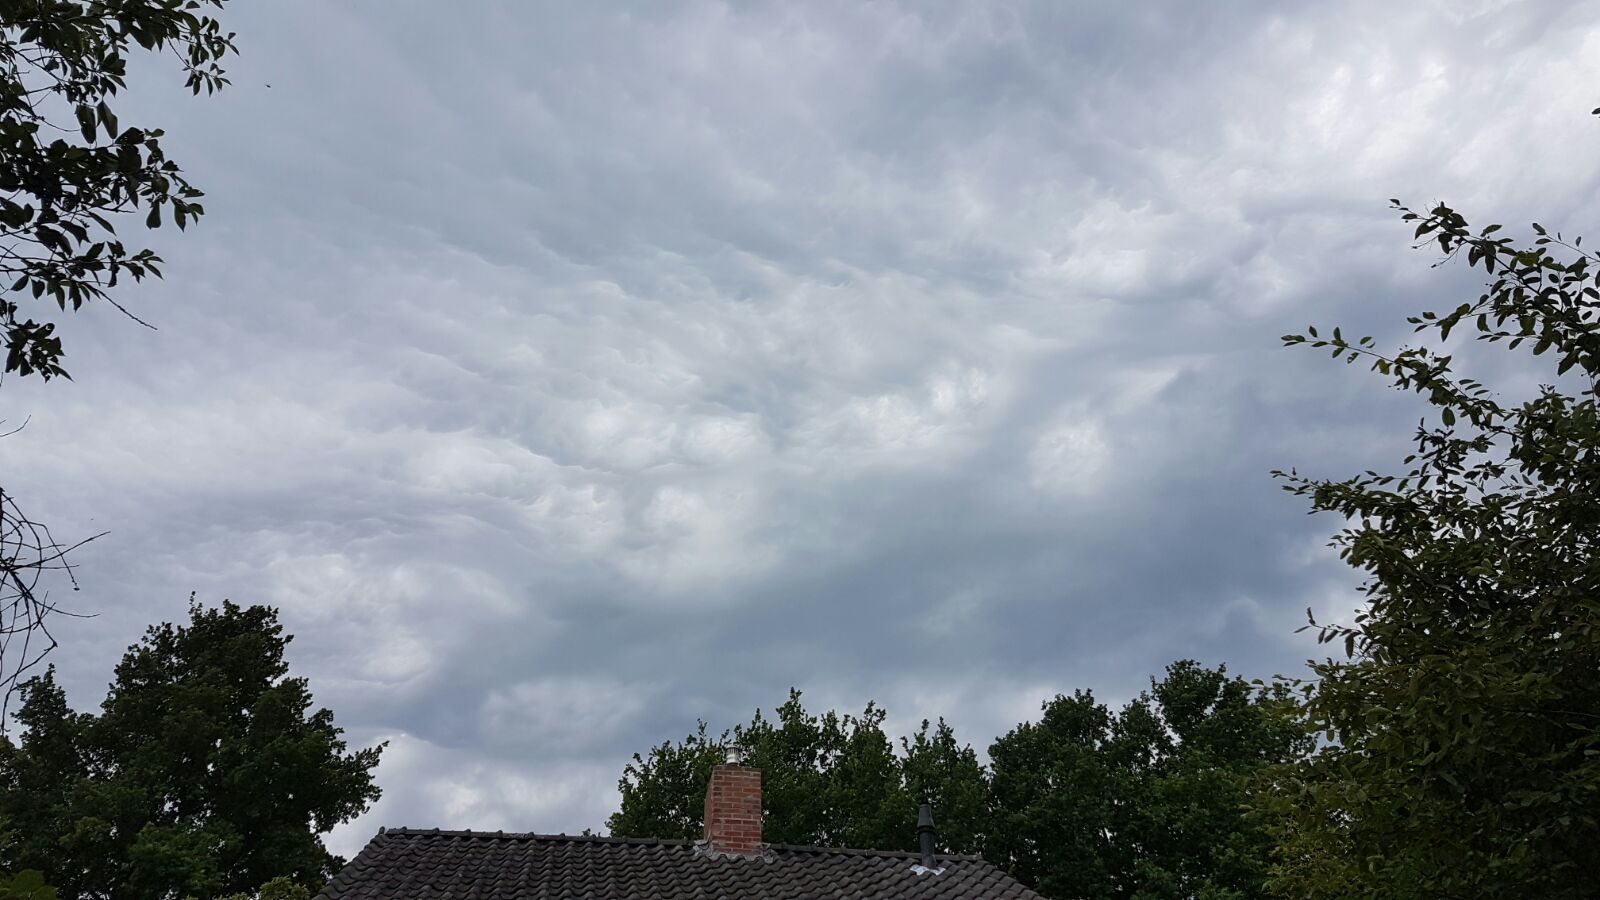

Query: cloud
[6,0,1599,859]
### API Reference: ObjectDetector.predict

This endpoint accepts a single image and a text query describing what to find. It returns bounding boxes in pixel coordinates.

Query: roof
[321,827,1046,900]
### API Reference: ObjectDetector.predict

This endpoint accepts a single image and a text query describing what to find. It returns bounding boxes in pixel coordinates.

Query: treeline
[607,662,1309,898]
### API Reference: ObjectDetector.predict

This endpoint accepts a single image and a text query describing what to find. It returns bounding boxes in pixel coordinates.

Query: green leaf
[74,105,97,143]
[97,101,119,139]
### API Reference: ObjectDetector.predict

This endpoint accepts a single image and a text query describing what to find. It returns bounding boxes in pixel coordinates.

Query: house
[321,747,1044,899]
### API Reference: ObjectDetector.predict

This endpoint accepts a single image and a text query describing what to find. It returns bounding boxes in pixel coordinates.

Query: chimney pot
[917,802,937,868]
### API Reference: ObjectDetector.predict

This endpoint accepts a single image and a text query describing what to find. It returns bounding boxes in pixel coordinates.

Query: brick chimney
[703,745,762,855]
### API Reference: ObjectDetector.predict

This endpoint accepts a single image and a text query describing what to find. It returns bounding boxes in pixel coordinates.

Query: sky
[6,0,1600,858]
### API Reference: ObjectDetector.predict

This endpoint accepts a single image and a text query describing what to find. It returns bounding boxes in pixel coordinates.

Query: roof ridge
[764,842,985,862]
[381,827,695,846]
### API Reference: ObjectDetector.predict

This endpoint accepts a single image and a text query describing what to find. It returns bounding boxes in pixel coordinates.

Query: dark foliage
[988,661,1310,899]
[0,600,382,900]
[607,689,988,855]
[1,0,234,379]
[1261,193,1600,897]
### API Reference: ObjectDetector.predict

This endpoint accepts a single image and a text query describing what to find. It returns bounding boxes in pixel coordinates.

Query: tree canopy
[1260,196,1600,897]
[988,661,1309,900]
[0,600,382,900]
[607,689,988,855]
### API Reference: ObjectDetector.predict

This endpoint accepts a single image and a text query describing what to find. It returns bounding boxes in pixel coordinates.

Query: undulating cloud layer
[6,0,1600,856]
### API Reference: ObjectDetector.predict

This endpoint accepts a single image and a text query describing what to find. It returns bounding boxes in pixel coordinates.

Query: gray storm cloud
[5,0,1599,856]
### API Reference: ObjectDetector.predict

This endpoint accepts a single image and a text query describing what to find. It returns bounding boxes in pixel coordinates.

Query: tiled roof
[321,827,1046,900]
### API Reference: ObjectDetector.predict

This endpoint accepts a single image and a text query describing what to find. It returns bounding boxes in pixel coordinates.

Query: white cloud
[1029,418,1111,497]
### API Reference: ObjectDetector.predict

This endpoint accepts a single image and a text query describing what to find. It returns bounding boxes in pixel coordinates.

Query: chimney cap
[723,743,744,765]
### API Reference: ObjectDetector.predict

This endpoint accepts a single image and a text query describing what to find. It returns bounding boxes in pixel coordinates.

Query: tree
[987,661,1310,900]
[899,717,988,857]
[605,719,722,842]
[606,690,988,855]
[0,0,236,702]
[0,600,383,900]
[1259,193,1600,897]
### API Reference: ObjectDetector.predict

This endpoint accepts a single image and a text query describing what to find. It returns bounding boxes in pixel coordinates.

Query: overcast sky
[7,0,1600,858]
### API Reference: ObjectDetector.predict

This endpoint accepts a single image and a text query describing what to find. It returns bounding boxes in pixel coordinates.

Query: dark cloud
[6,0,1600,856]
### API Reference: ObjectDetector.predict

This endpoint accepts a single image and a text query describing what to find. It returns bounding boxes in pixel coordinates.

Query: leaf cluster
[0,870,55,900]
[213,875,310,900]
[0,0,234,378]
